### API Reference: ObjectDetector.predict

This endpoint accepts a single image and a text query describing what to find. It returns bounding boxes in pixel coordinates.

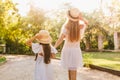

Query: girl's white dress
[32,43,57,80]
[60,21,86,70]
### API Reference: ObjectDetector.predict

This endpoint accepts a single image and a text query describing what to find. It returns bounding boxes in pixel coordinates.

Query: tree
[0,0,32,53]
[83,11,108,50]
[27,3,46,35]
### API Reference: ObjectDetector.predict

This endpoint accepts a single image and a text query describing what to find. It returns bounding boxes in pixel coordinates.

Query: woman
[54,8,88,80]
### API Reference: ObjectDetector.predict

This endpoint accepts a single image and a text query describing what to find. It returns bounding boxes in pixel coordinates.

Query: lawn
[56,52,120,71]
[83,52,120,71]
[0,56,6,64]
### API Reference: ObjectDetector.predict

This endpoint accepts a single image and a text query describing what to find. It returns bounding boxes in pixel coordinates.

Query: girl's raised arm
[26,36,36,46]
[26,33,40,46]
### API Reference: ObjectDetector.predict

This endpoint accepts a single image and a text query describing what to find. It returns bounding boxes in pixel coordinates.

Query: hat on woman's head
[67,8,80,22]
[36,30,52,44]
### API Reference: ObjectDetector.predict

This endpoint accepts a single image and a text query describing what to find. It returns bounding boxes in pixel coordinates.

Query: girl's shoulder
[32,43,42,54]
[32,43,58,54]
[32,43,42,48]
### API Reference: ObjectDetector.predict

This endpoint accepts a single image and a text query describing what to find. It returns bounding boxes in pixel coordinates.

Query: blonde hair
[65,19,81,42]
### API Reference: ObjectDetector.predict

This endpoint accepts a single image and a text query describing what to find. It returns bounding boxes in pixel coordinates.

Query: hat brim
[67,11,80,22]
[37,36,52,44]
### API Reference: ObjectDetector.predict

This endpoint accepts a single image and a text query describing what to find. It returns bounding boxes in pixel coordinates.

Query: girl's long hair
[65,19,81,42]
[41,43,51,64]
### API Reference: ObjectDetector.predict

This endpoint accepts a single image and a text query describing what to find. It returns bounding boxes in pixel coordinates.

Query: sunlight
[12,0,102,16]
[12,0,30,16]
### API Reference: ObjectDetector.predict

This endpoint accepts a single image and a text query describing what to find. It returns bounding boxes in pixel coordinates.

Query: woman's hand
[79,13,88,25]
[83,18,88,25]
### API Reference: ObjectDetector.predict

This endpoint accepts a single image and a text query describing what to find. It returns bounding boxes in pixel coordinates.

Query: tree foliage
[0,0,119,54]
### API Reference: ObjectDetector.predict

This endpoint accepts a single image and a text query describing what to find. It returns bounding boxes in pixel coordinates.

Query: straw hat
[36,30,52,44]
[67,8,80,22]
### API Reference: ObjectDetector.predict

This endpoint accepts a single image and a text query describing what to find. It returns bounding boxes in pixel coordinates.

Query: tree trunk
[98,35,103,51]
[114,31,119,50]
[85,40,90,51]
[118,33,120,49]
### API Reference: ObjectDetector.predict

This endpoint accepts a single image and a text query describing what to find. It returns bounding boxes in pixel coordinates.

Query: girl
[54,8,88,80]
[26,30,57,80]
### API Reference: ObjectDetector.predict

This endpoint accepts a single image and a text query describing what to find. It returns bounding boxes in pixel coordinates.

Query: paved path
[0,55,120,80]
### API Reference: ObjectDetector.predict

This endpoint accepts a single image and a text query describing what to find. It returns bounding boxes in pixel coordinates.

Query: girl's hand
[26,36,37,46]
[51,53,56,59]
[26,40,32,46]
[35,33,41,40]
[35,33,40,38]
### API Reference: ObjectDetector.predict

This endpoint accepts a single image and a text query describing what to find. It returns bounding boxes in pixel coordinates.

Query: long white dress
[32,43,57,80]
[60,21,86,70]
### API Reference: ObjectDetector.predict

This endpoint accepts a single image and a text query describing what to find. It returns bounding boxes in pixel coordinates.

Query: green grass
[56,52,61,59]
[0,56,6,64]
[56,52,120,71]
[83,52,120,71]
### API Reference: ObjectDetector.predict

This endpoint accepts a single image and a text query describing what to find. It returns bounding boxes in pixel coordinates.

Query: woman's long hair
[65,19,81,42]
[41,43,51,64]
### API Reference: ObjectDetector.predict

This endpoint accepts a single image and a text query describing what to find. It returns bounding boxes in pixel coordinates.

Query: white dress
[60,22,86,70]
[32,43,57,80]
